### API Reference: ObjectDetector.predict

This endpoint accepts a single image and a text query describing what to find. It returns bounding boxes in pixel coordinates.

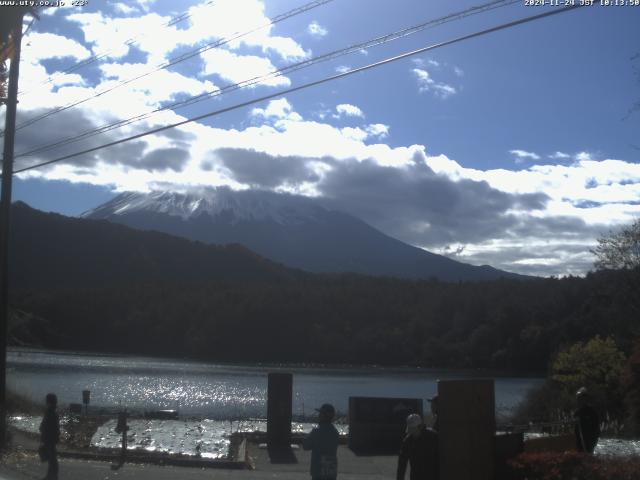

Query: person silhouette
[303,403,339,480]
[397,413,438,480]
[39,393,60,480]
[574,387,600,453]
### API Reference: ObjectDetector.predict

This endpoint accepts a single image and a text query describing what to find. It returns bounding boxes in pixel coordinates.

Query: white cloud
[185,0,308,61]
[575,151,594,161]
[68,0,308,68]
[38,3,78,15]
[335,65,350,74]
[133,0,156,12]
[365,124,389,139]
[38,7,58,16]
[67,12,179,62]
[99,62,218,105]
[22,33,91,62]
[340,127,369,142]
[454,66,464,77]
[256,36,308,61]
[314,108,332,120]
[510,149,541,162]
[424,155,640,224]
[432,84,457,98]
[421,155,640,275]
[113,3,137,14]
[307,21,328,38]
[412,68,457,99]
[335,104,364,118]
[251,99,302,122]
[549,151,571,159]
[20,35,90,93]
[201,49,289,88]
[412,58,440,68]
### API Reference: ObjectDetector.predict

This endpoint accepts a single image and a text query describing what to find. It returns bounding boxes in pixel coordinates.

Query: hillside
[9,201,301,290]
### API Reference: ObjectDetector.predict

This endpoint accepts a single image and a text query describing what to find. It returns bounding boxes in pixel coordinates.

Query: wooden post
[0,10,24,449]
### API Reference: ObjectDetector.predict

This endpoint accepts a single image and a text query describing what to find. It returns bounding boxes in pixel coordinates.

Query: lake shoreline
[7,346,547,377]
[8,413,640,460]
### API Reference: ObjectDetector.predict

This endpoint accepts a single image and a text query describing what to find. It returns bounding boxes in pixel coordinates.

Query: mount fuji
[83,188,524,281]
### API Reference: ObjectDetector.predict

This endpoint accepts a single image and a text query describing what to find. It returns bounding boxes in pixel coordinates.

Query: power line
[15,0,518,158]
[4,0,333,135]
[14,0,520,160]
[18,0,217,94]
[10,0,333,132]
[8,4,586,177]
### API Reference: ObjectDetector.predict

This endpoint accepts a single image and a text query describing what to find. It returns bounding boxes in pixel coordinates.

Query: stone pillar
[438,379,495,480]
[267,372,293,448]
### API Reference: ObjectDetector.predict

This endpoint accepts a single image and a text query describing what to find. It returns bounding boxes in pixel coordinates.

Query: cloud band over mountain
[11,0,640,277]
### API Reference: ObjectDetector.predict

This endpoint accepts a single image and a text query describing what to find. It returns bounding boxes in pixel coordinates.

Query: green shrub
[622,338,640,436]
[513,336,627,430]
[551,336,627,423]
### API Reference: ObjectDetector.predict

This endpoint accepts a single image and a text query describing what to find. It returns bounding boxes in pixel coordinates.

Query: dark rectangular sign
[267,372,293,448]
[348,396,423,453]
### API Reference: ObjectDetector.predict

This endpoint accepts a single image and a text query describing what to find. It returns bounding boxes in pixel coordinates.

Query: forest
[9,267,639,372]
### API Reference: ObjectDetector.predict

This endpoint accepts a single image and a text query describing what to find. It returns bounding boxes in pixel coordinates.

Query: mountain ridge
[9,201,302,290]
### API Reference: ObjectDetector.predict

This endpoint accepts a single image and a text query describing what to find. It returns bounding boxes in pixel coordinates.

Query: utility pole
[0,9,25,449]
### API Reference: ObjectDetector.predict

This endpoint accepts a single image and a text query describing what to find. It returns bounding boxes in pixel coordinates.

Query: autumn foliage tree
[592,218,640,271]
[591,218,640,433]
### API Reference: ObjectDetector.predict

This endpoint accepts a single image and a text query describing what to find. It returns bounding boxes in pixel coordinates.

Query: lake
[8,348,639,458]
[6,348,543,420]
[7,348,545,458]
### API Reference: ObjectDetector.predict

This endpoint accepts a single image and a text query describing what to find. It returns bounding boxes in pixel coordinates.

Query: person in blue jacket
[303,403,340,480]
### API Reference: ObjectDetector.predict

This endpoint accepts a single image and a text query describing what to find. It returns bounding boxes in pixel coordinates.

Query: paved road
[0,443,397,479]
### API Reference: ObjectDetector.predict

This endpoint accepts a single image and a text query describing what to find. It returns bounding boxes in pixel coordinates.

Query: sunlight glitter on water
[90,418,349,458]
[7,349,544,420]
[87,377,266,416]
[11,414,637,459]
[92,419,232,459]
[596,438,640,456]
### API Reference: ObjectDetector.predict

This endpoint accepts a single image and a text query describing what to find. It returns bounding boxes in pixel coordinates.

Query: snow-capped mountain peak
[82,188,327,226]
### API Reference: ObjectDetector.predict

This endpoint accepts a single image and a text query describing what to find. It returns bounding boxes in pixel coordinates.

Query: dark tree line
[9,267,639,372]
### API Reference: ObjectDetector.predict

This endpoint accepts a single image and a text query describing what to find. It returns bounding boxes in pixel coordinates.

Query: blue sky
[4,0,640,276]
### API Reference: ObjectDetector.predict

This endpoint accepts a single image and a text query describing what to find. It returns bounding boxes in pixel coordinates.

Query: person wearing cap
[574,387,600,453]
[303,403,340,480]
[397,413,438,480]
